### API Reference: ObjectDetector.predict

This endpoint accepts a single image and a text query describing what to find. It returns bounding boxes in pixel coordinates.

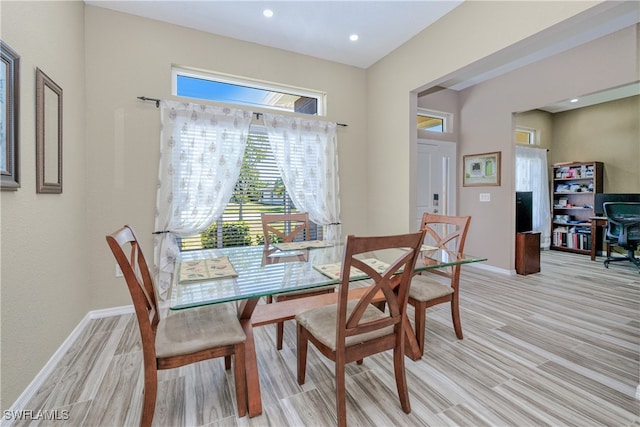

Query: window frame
[515,127,538,145]
[171,66,327,115]
[417,108,453,133]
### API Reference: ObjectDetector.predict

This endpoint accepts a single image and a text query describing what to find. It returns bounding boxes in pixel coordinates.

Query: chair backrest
[261,212,310,246]
[420,213,471,252]
[106,225,159,357]
[604,202,640,246]
[419,213,471,282]
[337,231,424,345]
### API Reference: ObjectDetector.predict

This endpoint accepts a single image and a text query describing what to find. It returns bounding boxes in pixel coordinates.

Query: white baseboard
[466,261,513,276]
[5,305,134,418]
[87,304,135,319]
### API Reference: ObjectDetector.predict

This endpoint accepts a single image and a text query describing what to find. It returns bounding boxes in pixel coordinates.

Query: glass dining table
[169,241,486,417]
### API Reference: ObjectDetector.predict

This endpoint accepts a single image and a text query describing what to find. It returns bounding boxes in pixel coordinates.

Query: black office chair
[603,202,640,272]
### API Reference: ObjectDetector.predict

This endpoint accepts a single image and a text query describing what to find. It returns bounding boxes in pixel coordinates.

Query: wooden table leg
[590,220,598,261]
[237,299,262,417]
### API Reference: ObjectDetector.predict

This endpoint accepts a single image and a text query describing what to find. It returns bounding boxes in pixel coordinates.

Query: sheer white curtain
[263,113,342,241]
[515,145,551,248]
[154,101,253,297]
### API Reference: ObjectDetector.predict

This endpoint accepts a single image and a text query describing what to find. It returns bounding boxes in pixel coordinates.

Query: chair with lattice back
[296,231,425,427]
[106,225,247,426]
[408,213,471,354]
[261,212,335,349]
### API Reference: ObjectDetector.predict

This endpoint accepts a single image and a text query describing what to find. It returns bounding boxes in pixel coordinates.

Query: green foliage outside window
[232,134,268,204]
[201,221,252,248]
[255,233,284,246]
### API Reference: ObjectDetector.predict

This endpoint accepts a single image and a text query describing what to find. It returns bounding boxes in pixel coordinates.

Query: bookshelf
[551,161,603,254]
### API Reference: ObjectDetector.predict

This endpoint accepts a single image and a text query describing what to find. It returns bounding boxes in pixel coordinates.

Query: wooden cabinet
[551,161,603,254]
[516,232,540,275]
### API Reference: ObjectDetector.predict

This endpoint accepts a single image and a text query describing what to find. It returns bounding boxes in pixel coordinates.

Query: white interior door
[417,139,457,229]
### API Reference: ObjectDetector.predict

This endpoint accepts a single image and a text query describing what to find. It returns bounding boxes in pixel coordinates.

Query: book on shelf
[552,228,591,250]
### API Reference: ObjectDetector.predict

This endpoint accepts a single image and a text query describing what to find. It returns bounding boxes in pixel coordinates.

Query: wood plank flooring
[7,251,640,426]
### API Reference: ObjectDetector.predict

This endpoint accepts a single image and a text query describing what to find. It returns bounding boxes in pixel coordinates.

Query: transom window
[515,127,538,145]
[417,108,452,133]
[172,67,326,115]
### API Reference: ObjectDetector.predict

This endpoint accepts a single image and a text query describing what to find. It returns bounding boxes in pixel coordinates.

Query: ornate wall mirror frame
[36,67,63,194]
[1,40,20,190]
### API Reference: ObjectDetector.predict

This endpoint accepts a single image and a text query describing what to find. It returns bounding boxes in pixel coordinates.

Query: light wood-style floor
[8,251,640,426]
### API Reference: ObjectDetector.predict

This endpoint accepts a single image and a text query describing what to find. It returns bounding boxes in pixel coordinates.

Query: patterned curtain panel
[154,101,252,297]
[263,113,342,241]
[515,145,551,248]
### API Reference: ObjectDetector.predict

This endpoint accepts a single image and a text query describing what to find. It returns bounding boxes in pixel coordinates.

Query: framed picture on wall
[36,67,63,194]
[1,40,20,190]
[463,151,501,187]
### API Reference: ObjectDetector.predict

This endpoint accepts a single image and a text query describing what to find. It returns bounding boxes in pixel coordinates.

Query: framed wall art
[36,67,63,194]
[463,151,501,187]
[1,40,20,190]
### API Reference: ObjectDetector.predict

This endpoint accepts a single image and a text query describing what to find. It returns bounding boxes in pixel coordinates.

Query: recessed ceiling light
[349,34,359,42]
[263,9,274,18]
[570,98,579,103]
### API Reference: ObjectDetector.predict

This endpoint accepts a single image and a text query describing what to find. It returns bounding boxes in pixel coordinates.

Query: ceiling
[537,82,640,114]
[86,0,639,111]
[85,0,463,69]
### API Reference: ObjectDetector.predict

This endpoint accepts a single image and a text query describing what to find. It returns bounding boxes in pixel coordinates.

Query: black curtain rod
[137,96,161,107]
[137,96,347,127]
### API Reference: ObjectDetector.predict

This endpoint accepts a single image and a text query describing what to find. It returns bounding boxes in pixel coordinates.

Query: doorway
[416,139,457,229]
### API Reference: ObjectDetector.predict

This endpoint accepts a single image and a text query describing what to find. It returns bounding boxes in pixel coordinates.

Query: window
[173,68,327,250]
[172,67,325,115]
[417,108,452,133]
[178,127,322,250]
[515,127,537,145]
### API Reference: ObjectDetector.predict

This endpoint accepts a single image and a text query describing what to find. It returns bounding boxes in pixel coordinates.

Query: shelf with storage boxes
[551,161,603,254]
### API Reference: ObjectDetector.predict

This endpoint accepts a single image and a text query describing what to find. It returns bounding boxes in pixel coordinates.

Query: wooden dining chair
[409,213,471,354]
[106,225,247,427]
[296,231,424,427]
[261,212,335,350]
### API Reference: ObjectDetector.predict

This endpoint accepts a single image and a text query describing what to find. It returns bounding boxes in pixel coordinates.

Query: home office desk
[170,243,485,417]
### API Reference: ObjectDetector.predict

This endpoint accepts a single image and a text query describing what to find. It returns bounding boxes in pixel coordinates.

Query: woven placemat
[313,258,390,280]
[178,256,238,283]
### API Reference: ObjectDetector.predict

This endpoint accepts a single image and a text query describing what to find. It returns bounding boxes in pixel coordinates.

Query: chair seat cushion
[156,303,245,358]
[295,300,393,351]
[408,274,454,302]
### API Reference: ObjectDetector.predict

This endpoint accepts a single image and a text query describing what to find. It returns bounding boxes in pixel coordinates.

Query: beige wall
[516,96,640,194]
[417,88,460,143]
[455,25,638,269]
[0,0,87,408]
[365,1,605,242]
[1,0,636,408]
[83,6,369,313]
[515,110,554,151]
[551,96,640,192]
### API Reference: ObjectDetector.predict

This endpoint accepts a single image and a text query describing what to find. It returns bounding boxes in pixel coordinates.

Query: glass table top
[169,242,486,310]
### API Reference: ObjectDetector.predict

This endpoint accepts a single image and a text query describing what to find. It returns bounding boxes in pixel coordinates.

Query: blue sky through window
[178,75,292,110]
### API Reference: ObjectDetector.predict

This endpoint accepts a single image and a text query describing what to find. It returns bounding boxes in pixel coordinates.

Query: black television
[516,191,533,233]
[594,193,640,216]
